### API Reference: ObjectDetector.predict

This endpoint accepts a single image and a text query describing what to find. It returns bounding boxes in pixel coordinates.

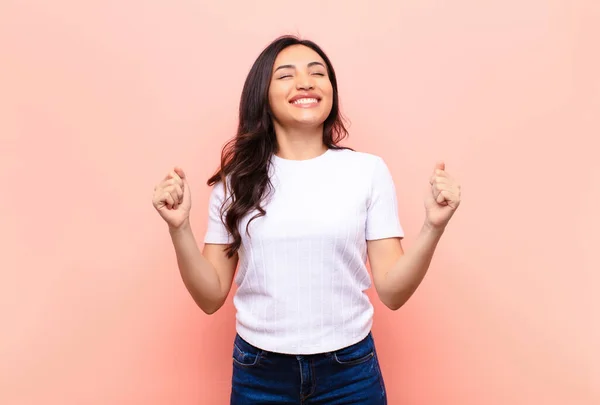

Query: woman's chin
[289,112,328,127]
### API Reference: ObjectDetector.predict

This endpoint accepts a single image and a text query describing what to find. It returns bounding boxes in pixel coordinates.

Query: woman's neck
[273,125,327,161]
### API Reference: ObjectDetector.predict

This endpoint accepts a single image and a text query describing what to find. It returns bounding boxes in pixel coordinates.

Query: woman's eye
[312,72,325,76]
[278,74,292,79]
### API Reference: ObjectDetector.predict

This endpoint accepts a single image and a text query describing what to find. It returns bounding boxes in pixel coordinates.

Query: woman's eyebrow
[274,61,325,72]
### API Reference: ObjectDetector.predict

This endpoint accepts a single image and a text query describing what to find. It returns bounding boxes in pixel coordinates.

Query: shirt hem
[366,231,405,241]
[203,232,232,244]
[235,326,373,355]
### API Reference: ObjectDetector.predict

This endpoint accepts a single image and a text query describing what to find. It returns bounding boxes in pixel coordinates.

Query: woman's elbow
[377,290,406,311]
[197,298,225,315]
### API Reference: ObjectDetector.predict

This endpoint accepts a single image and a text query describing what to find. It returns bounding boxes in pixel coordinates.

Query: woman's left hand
[424,161,461,230]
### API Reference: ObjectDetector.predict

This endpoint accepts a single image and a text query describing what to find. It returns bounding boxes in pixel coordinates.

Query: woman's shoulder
[207,174,234,201]
[329,148,386,167]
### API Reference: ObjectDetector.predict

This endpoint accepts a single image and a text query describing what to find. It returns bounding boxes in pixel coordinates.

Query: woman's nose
[295,73,315,90]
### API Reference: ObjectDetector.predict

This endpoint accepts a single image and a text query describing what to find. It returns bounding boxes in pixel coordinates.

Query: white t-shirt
[204,148,404,354]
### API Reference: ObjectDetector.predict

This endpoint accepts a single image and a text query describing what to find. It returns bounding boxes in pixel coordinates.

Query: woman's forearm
[384,222,445,310]
[169,220,223,314]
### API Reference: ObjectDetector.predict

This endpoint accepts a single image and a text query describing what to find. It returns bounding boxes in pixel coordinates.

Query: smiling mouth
[290,98,320,105]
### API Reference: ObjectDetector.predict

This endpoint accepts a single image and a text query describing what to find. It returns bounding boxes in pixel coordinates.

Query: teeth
[292,98,318,104]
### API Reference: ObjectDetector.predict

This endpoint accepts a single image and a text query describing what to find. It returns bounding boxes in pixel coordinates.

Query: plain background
[1,0,598,404]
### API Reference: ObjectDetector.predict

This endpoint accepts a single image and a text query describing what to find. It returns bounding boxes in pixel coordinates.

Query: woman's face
[268,44,334,129]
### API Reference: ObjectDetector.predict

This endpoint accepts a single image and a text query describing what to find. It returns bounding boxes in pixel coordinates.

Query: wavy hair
[207,35,351,258]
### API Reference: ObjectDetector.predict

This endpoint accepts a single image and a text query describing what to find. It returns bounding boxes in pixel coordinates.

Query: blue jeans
[230,332,387,404]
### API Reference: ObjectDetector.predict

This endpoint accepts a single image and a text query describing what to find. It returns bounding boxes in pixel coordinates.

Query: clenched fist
[424,161,461,230]
[152,167,191,229]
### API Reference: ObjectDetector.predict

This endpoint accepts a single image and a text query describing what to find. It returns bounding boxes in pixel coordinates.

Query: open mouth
[290,97,321,106]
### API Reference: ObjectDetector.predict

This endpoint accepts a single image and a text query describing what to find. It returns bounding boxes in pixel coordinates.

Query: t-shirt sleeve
[204,181,233,244]
[365,157,405,240]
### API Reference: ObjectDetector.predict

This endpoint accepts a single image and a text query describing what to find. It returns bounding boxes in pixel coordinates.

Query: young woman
[152,35,461,404]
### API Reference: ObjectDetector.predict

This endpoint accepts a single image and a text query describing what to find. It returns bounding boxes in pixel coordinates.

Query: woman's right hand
[152,167,191,229]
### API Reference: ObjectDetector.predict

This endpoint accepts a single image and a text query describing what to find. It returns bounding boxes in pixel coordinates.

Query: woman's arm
[368,160,461,310]
[368,222,444,311]
[170,220,238,315]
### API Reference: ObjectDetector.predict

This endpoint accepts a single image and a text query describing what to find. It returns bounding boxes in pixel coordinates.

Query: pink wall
[1,1,598,404]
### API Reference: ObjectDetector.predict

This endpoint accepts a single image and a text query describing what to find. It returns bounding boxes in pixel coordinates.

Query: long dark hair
[207,35,351,258]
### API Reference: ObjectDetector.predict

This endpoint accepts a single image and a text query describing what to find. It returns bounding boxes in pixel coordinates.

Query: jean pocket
[333,335,375,366]
[232,335,262,367]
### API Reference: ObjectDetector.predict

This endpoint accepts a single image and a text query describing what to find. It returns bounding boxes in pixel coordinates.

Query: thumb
[174,166,186,180]
[434,161,445,172]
